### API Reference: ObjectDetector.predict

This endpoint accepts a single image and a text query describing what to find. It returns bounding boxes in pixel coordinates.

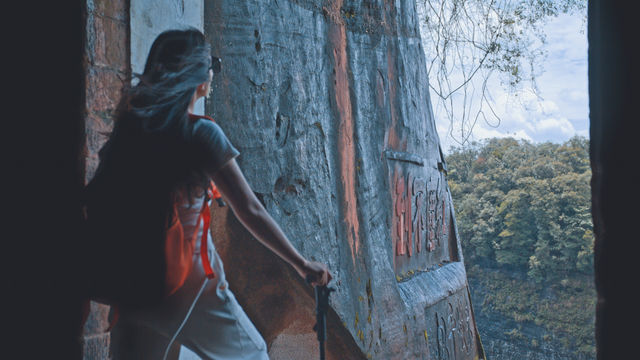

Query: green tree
[496,189,536,267]
[446,136,593,281]
[447,136,595,357]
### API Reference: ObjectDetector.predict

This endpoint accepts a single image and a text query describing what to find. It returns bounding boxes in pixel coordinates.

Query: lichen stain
[328,0,360,266]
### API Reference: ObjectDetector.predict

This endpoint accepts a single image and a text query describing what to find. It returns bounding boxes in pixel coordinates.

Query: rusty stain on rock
[328,0,361,267]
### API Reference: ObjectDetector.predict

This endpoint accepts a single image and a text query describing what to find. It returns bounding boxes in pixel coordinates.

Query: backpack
[80,114,223,330]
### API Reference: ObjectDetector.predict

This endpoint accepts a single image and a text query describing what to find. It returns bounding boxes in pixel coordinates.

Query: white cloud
[536,117,576,135]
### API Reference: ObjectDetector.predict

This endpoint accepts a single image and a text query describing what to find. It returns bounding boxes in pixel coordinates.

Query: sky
[428,12,589,154]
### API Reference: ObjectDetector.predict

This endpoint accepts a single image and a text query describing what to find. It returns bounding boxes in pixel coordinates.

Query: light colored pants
[111,240,269,360]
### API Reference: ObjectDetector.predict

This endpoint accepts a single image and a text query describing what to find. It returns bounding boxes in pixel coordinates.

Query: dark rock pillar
[588,1,640,359]
[205,1,484,358]
[80,0,130,358]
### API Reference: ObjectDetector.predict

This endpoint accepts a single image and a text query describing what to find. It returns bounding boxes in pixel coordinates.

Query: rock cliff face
[204,1,483,359]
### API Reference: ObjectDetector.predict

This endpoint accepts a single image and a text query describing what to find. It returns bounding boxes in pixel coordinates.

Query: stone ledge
[397,261,468,308]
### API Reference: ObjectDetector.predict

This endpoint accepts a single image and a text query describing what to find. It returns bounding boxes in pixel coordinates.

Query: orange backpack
[164,178,220,296]
[166,113,223,294]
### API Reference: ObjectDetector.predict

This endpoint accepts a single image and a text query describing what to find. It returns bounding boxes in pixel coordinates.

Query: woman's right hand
[297,260,333,287]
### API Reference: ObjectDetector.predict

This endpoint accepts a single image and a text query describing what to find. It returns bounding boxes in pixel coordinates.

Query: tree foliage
[447,136,592,283]
[449,136,595,356]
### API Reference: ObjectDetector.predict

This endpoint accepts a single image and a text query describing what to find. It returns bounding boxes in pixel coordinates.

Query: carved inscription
[387,149,458,277]
[393,170,447,258]
[456,297,473,355]
[436,313,450,360]
[412,177,426,254]
[394,171,412,256]
[427,178,447,250]
[433,296,475,359]
[427,189,437,250]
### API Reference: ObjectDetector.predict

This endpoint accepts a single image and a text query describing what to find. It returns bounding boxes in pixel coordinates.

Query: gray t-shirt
[177,117,239,254]
[190,118,240,175]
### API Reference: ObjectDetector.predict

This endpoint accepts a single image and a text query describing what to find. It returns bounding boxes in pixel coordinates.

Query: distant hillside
[446,137,595,359]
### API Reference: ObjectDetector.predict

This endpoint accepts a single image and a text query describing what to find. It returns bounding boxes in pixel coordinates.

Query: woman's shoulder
[190,115,227,142]
[188,114,240,161]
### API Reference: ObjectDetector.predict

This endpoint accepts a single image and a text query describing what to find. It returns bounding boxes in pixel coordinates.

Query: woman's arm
[210,159,332,286]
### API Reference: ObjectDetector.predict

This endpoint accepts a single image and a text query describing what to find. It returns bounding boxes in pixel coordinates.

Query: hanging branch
[418,0,586,147]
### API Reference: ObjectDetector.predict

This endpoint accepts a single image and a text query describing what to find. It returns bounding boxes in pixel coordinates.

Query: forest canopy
[446,135,592,283]
[446,136,595,355]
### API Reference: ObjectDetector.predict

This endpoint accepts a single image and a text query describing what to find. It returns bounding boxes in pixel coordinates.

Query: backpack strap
[188,113,225,279]
[198,183,216,279]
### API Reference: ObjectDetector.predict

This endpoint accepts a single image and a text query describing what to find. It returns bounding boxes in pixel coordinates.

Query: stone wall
[81,0,129,358]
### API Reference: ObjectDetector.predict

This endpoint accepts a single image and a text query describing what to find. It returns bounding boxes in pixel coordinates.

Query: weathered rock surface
[205,1,484,359]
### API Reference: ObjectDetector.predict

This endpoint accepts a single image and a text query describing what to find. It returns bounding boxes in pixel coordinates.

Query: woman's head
[126,28,213,130]
[142,28,211,85]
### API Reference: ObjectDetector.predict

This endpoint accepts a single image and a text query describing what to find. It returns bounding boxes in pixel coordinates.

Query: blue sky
[430,12,589,153]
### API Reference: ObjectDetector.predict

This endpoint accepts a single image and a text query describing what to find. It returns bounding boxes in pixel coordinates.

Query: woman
[89,28,332,359]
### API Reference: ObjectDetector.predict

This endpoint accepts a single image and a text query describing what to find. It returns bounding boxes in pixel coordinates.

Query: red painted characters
[393,169,448,260]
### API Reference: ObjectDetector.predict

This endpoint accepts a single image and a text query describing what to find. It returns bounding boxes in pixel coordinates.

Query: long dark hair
[81,29,215,304]
[88,28,213,219]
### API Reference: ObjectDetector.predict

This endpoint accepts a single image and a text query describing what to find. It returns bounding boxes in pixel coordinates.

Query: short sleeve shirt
[190,118,240,176]
[176,116,240,254]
